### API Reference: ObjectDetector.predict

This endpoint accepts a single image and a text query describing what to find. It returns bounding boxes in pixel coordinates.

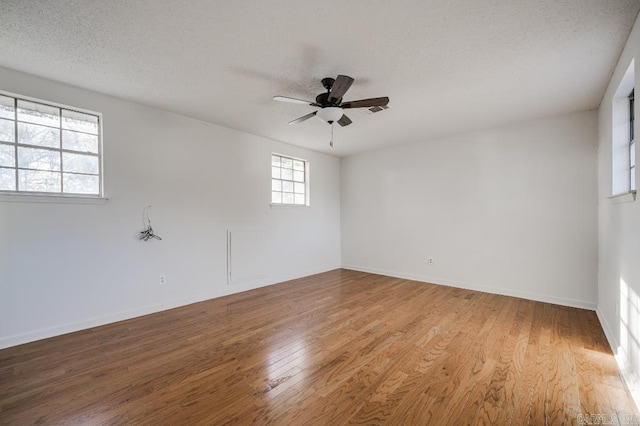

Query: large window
[271,153,308,205]
[0,92,102,196]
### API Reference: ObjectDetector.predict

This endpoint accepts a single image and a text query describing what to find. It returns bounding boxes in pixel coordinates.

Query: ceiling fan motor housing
[316,92,334,106]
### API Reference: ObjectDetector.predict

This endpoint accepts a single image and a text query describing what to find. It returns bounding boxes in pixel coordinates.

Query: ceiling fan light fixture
[275,75,389,130]
[317,107,343,123]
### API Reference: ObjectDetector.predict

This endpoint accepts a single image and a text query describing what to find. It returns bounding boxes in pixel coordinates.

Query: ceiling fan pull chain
[330,124,334,148]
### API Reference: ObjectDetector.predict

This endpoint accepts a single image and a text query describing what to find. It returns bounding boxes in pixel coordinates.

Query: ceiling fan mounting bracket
[321,77,335,91]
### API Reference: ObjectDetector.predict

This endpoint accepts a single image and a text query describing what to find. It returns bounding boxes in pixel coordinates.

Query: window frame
[630,89,635,192]
[611,60,635,200]
[271,153,310,207]
[0,90,104,199]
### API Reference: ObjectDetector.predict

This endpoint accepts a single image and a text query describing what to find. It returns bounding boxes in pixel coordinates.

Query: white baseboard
[0,265,340,350]
[341,264,597,310]
[266,265,340,287]
[596,304,619,351]
[0,303,164,350]
[596,304,640,411]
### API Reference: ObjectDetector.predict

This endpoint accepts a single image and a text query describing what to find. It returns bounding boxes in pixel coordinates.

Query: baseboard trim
[595,304,619,351]
[0,303,165,350]
[341,264,597,310]
[268,265,340,287]
[0,265,340,350]
[596,304,640,411]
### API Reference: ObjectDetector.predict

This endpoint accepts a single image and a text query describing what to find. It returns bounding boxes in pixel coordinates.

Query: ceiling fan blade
[273,96,318,106]
[337,114,352,127]
[288,111,317,125]
[341,97,389,109]
[328,75,354,103]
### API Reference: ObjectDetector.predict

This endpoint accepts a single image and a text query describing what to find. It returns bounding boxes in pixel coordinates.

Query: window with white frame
[612,60,635,196]
[271,154,308,205]
[0,92,102,197]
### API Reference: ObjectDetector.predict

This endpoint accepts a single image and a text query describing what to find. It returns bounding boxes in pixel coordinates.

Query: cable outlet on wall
[159,275,166,284]
[428,258,434,265]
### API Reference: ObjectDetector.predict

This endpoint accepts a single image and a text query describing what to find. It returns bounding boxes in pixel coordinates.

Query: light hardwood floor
[0,269,637,424]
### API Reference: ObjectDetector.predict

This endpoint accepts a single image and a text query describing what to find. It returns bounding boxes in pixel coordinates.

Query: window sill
[270,203,311,209]
[609,191,636,204]
[0,193,109,204]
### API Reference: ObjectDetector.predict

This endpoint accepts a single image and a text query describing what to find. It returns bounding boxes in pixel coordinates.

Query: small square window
[271,153,308,206]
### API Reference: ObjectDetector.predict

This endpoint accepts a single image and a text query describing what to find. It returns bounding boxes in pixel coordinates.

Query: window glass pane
[18,169,61,192]
[0,167,16,190]
[283,192,294,204]
[294,182,305,194]
[272,191,282,203]
[282,181,293,192]
[271,155,281,167]
[293,170,304,182]
[293,160,304,171]
[0,144,15,167]
[0,118,15,143]
[294,194,305,205]
[271,179,281,191]
[18,146,61,171]
[18,122,60,148]
[62,152,99,174]
[61,109,98,134]
[281,158,293,169]
[63,173,99,194]
[17,100,60,127]
[0,96,14,120]
[281,168,293,180]
[62,130,99,153]
[271,166,281,179]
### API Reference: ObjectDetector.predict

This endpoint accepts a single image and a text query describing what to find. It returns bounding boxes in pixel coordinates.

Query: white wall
[342,110,598,308]
[597,13,640,406]
[0,67,341,349]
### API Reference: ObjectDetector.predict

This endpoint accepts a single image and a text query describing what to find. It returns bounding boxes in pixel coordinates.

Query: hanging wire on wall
[139,205,163,241]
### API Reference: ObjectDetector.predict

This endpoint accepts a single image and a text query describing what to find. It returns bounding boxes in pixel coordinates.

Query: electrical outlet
[428,258,434,265]
[160,275,166,284]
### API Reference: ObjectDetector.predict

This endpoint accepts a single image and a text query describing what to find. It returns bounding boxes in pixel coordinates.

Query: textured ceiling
[1,0,639,156]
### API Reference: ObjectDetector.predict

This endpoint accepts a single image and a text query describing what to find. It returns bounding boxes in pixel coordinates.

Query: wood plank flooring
[0,269,636,425]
